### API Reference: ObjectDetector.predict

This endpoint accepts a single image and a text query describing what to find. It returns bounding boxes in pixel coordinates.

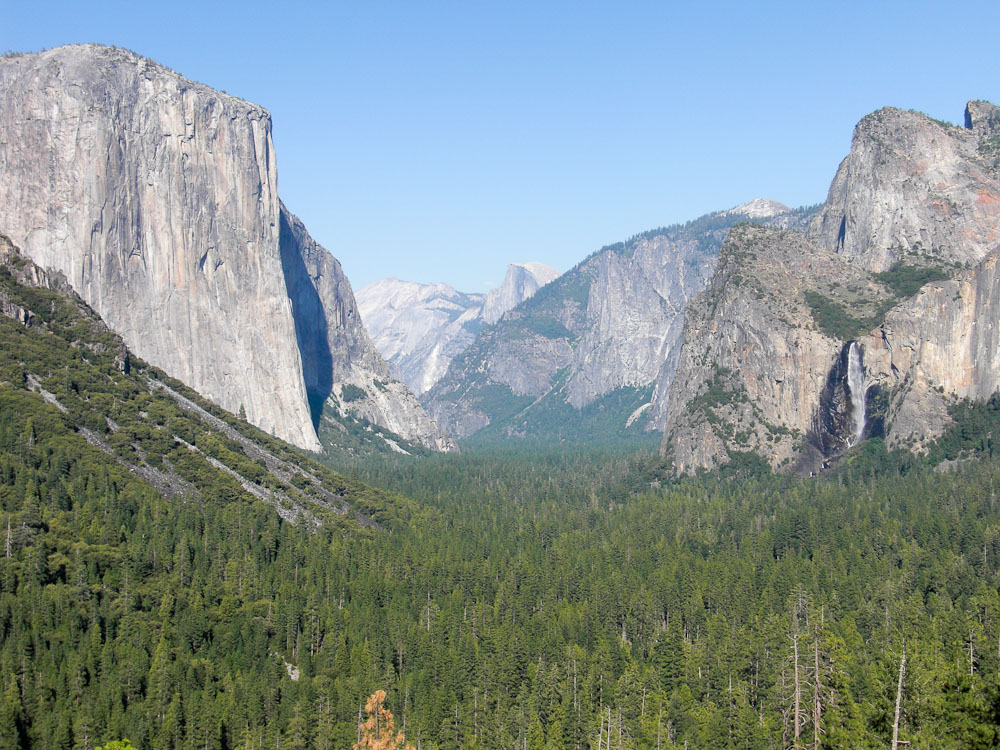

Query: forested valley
[2,243,1000,749]
[4,408,1000,749]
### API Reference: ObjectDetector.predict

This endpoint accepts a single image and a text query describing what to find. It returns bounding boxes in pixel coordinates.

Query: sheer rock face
[663,101,1000,473]
[661,225,893,474]
[0,45,452,453]
[481,263,560,325]
[0,45,320,450]
[811,104,1000,271]
[807,101,1000,455]
[356,262,557,397]
[281,206,456,452]
[860,249,1000,451]
[569,232,710,417]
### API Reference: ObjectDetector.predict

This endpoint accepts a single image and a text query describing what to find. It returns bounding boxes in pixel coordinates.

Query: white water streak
[846,341,867,446]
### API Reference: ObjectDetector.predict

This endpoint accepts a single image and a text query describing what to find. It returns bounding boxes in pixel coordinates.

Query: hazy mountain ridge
[424,202,819,442]
[357,262,558,395]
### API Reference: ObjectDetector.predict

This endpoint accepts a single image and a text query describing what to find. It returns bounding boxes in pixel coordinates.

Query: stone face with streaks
[0,45,320,449]
[860,248,1000,451]
[811,104,1000,271]
[423,203,812,440]
[0,44,454,453]
[661,225,894,473]
[663,101,1000,473]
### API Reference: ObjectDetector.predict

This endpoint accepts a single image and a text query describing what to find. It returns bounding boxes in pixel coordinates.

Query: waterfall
[846,341,867,446]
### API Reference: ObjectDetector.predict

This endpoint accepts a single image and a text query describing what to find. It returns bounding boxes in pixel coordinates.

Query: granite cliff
[662,101,1000,473]
[661,225,895,474]
[811,102,1000,270]
[0,44,452,453]
[357,262,558,395]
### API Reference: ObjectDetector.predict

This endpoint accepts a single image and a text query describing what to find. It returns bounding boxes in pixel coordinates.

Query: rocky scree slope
[0,44,452,454]
[357,262,558,395]
[0,234,411,529]
[423,202,815,442]
[663,101,1000,473]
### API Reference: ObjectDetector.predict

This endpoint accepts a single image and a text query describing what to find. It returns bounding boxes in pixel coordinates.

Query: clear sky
[4,1,999,292]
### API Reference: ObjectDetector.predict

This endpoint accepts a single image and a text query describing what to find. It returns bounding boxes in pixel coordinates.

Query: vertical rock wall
[0,46,322,450]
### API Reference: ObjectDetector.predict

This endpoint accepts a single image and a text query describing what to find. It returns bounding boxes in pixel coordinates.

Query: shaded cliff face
[356,262,557,396]
[424,204,814,441]
[661,225,894,474]
[811,104,1000,271]
[279,204,456,453]
[0,45,320,450]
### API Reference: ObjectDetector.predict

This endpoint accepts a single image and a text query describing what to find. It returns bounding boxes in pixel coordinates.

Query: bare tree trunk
[813,637,821,750]
[793,633,802,749]
[969,628,976,675]
[891,646,906,750]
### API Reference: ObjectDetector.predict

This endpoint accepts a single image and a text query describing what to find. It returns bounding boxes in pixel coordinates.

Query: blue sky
[4,1,999,292]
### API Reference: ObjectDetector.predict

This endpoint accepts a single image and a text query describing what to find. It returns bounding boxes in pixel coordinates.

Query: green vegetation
[340,383,367,402]
[468,383,660,447]
[803,289,886,341]
[10,415,1000,748]
[874,261,950,298]
[806,261,953,342]
[511,315,572,340]
[4,247,1000,749]
[926,390,1000,465]
[688,366,744,415]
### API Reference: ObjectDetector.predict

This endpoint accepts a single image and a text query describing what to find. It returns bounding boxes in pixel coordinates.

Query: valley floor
[4,416,1000,748]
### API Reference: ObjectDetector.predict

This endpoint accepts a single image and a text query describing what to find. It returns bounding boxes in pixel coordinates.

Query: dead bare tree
[891,645,906,750]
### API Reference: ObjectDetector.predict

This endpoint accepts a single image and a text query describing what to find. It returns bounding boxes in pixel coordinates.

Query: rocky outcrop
[424,203,815,440]
[357,262,557,396]
[357,279,484,395]
[481,263,560,324]
[663,101,1000,473]
[568,232,707,414]
[811,105,1000,271]
[661,225,894,473]
[0,44,453,453]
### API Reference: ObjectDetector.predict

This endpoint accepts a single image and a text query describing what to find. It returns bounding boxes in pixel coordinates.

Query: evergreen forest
[2,246,1000,749]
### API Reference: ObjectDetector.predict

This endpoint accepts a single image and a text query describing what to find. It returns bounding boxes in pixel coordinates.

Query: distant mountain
[422,202,817,443]
[357,262,559,394]
[0,44,453,453]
